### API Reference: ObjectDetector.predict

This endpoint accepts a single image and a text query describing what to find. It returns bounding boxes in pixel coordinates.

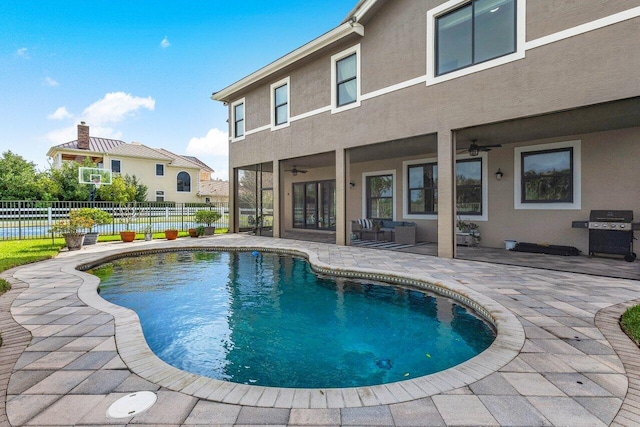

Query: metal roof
[53,137,126,153]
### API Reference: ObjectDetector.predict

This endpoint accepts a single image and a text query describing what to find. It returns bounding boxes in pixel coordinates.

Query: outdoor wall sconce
[349,181,356,188]
[495,168,503,181]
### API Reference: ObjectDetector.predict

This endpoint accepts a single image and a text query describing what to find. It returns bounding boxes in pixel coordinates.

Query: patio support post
[272,160,281,238]
[336,149,347,245]
[437,130,456,258]
[230,168,237,233]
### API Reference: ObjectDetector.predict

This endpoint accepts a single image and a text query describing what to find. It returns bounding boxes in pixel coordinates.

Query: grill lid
[589,210,633,222]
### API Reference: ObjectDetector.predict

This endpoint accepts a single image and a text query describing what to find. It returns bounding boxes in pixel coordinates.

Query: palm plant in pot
[70,208,112,245]
[50,215,95,251]
[195,209,221,236]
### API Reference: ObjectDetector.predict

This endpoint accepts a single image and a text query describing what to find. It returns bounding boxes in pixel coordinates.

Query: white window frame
[402,152,489,221]
[110,159,122,174]
[176,170,192,193]
[362,169,396,220]
[331,44,361,114]
[514,140,581,210]
[155,190,165,202]
[270,76,290,131]
[155,163,165,177]
[426,0,527,86]
[230,98,246,142]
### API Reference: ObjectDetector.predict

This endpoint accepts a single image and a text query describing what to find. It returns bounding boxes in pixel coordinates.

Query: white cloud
[186,128,229,180]
[47,107,73,120]
[186,128,228,157]
[81,92,155,126]
[43,76,59,87]
[17,47,29,58]
[160,36,171,48]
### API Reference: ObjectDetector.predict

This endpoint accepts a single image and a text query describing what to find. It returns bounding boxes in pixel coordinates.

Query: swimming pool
[94,250,495,389]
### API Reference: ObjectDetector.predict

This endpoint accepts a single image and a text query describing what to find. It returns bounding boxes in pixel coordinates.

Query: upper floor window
[111,159,121,174]
[231,99,245,140]
[156,190,165,202]
[156,163,164,176]
[177,171,191,192]
[435,0,516,76]
[271,77,290,129]
[521,148,573,203]
[331,45,361,113]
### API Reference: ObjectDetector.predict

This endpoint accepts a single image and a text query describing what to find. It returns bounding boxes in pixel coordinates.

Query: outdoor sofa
[351,219,417,245]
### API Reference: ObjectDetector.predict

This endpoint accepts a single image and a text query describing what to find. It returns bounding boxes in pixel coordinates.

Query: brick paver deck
[1,234,640,426]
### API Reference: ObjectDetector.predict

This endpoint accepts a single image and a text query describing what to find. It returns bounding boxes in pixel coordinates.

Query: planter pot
[165,230,178,240]
[505,240,517,250]
[144,233,153,241]
[64,233,85,251]
[203,226,215,236]
[83,232,99,245]
[188,228,198,238]
[120,231,136,243]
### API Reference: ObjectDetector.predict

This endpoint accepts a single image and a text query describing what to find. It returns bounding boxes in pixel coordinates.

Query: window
[177,171,191,192]
[521,148,573,203]
[366,174,394,220]
[271,77,290,128]
[331,45,361,113]
[408,163,438,214]
[231,98,245,140]
[155,190,165,202]
[156,163,164,176]
[405,157,484,217]
[436,0,516,76]
[111,159,121,174]
[514,140,581,210]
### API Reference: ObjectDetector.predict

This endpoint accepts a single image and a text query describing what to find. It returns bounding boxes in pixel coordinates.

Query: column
[229,167,237,233]
[437,130,456,258]
[335,149,347,245]
[272,160,281,238]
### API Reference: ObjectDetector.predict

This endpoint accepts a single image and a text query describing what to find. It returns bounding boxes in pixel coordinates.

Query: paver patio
[1,234,639,426]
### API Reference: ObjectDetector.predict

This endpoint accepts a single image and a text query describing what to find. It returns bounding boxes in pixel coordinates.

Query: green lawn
[621,305,640,346]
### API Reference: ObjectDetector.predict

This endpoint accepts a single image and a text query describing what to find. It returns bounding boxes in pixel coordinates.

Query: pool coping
[73,241,525,409]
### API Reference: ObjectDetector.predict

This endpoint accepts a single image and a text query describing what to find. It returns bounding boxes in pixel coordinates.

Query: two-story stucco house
[47,123,216,203]
[212,0,640,258]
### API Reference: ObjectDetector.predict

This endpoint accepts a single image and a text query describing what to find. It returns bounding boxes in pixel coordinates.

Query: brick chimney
[77,122,90,150]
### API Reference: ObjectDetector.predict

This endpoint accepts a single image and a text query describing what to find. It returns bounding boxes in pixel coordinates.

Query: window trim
[402,152,488,221]
[230,98,245,142]
[155,163,165,177]
[362,170,396,221]
[110,159,121,174]
[331,44,361,114]
[514,140,581,210]
[426,0,526,86]
[176,170,192,193]
[270,77,290,131]
[155,190,165,202]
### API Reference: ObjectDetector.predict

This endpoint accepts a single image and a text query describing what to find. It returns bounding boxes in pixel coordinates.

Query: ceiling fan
[285,166,308,176]
[462,139,502,156]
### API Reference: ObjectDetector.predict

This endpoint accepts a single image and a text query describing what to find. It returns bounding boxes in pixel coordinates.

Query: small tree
[70,208,112,232]
[195,210,221,226]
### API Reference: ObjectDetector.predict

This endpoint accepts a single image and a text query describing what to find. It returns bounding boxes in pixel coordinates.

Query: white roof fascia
[212,22,364,102]
[342,0,378,24]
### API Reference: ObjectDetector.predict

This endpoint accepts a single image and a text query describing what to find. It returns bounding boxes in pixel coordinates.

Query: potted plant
[195,210,221,236]
[70,208,112,245]
[118,203,137,242]
[188,227,198,238]
[50,215,95,251]
[143,225,153,241]
[195,225,205,237]
[164,229,178,240]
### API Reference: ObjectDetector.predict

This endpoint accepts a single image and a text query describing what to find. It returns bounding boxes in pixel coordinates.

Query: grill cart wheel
[624,252,637,262]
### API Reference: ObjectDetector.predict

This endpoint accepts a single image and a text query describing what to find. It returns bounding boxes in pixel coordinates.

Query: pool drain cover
[107,391,157,418]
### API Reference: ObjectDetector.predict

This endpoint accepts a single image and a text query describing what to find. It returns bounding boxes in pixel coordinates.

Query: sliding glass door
[292,180,336,230]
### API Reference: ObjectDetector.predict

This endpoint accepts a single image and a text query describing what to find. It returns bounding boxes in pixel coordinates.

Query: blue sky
[0,1,354,179]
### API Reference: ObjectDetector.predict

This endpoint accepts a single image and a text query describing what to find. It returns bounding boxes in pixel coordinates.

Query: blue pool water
[94,251,495,388]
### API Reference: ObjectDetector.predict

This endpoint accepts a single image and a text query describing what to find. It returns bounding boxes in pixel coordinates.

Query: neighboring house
[198,179,230,204]
[47,123,216,204]
[212,0,640,258]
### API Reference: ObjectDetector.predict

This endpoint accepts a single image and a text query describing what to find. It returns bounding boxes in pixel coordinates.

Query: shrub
[70,208,112,232]
[195,210,221,226]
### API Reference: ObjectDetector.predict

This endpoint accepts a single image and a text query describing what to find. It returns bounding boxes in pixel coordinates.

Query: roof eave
[211,22,364,102]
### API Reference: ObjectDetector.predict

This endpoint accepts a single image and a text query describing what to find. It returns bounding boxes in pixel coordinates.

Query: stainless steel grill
[573,210,638,262]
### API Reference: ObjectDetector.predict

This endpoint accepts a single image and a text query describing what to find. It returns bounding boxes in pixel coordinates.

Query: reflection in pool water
[94,251,495,388]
